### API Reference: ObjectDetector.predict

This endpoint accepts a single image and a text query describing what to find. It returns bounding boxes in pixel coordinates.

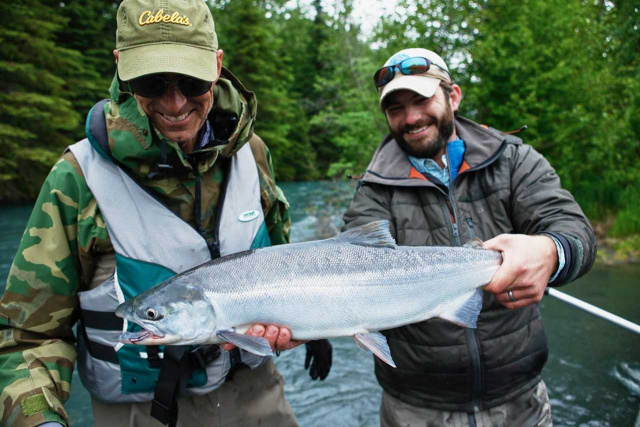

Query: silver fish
[115,221,502,367]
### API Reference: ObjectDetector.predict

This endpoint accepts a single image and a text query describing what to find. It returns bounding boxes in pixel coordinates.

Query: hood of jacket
[100,67,258,179]
[361,116,522,187]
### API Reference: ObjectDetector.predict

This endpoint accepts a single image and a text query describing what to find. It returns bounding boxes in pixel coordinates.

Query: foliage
[0,1,83,200]
[210,0,317,181]
[56,1,118,114]
[309,0,387,178]
[0,0,637,240]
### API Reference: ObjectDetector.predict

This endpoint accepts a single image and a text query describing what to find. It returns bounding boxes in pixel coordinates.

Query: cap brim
[118,43,217,81]
[379,75,441,108]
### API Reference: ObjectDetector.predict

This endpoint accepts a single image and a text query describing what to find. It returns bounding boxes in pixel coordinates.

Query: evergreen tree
[595,0,640,234]
[0,0,82,200]
[56,1,118,114]
[464,0,632,223]
[310,0,387,178]
[289,0,338,175]
[210,0,317,181]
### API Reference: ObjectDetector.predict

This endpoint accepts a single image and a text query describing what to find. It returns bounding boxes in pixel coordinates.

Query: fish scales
[185,240,500,339]
[116,221,502,365]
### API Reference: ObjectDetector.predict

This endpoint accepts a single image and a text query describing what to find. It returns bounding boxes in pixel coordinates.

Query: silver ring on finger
[507,290,517,302]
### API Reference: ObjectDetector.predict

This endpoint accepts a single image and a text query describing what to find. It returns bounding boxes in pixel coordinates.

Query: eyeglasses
[373,57,451,88]
[128,74,213,98]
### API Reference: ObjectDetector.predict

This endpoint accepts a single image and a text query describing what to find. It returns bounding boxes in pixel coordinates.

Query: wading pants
[380,380,553,427]
[91,358,298,427]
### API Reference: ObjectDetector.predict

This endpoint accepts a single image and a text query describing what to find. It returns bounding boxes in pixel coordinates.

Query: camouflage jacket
[0,68,291,427]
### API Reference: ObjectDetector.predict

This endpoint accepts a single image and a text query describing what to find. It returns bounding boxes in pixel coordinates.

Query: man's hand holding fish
[483,233,560,309]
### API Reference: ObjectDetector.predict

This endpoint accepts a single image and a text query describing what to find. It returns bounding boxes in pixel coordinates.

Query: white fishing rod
[545,288,640,336]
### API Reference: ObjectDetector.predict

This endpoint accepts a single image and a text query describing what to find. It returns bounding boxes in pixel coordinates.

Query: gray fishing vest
[70,130,271,402]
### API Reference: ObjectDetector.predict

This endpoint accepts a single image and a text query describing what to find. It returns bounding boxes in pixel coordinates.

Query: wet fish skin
[115,221,502,366]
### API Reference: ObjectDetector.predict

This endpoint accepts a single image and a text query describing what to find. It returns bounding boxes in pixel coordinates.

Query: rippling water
[1,180,639,426]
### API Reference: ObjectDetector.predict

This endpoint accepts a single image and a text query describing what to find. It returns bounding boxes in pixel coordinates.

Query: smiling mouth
[159,111,192,122]
[407,126,428,134]
[405,122,435,136]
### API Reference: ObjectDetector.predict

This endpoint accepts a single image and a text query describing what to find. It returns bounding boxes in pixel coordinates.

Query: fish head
[115,278,218,346]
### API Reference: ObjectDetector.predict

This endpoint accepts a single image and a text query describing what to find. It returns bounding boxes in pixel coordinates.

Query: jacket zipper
[445,150,461,246]
[466,218,476,239]
[187,155,221,259]
[210,158,232,260]
[446,149,482,412]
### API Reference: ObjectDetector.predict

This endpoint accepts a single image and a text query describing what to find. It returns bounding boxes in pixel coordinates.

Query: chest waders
[71,100,272,425]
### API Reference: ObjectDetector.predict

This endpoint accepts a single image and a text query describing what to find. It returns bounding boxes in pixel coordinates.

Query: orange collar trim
[459,160,471,174]
[409,166,428,181]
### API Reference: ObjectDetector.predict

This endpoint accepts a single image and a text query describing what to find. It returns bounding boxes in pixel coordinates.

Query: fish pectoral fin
[216,329,273,356]
[354,332,396,368]
[335,220,397,249]
[438,288,483,328]
[353,335,370,353]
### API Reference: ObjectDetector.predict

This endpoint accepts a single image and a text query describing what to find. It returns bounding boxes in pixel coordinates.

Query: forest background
[1,0,638,258]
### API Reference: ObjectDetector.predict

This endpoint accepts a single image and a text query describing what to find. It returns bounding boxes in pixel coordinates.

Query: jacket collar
[361,116,519,187]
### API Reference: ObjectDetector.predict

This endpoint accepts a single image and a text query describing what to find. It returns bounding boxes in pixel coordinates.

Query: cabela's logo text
[139,10,192,26]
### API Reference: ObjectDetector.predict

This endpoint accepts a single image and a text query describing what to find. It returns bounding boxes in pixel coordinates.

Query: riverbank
[593,217,640,265]
[596,235,640,265]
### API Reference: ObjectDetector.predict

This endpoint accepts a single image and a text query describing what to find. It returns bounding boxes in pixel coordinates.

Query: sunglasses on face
[373,57,451,88]
[128,74,213,98]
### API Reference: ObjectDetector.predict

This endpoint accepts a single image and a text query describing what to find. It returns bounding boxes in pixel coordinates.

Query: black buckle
[188,345,221,370]
[147,346,162,369]
[150,398,173,425]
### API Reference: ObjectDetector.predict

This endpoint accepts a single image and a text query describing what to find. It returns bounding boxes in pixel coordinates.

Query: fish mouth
[119,329,166,345]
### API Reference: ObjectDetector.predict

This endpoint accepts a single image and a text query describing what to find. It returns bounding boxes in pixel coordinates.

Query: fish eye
[145,307,161,320]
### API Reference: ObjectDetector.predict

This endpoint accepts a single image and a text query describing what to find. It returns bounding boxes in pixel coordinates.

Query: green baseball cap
[116,0,218,82]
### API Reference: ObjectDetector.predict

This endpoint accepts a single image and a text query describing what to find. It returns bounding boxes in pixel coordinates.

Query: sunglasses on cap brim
[373,57,451,88]
[128,74,213,98]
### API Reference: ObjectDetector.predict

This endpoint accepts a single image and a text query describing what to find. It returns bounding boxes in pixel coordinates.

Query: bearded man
[343,48,596,427]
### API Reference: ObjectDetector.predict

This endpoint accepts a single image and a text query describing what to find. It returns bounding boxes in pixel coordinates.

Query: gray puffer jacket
[343,116,596,412]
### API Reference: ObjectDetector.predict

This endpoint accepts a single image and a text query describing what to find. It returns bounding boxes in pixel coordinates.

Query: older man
[0,1,335,426]
[343,48,596,426]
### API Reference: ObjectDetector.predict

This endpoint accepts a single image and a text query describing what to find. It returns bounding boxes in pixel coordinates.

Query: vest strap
[81,308,123,330]
[146,346,162,369]
[151,345,221,426]
[151,346,185,426]
[80,323,120,365]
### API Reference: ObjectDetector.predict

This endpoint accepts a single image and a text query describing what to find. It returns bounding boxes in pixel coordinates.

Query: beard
[391,99,455,159]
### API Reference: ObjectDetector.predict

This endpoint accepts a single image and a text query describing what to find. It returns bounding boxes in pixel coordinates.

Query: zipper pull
[452,223,459,237]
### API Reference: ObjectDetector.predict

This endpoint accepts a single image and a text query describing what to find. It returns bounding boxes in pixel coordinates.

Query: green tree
[0,1,83,200]
[465,0,638,229]
[210,0,317,181]
[597,0,640,235]
[56,1,118,114]
[308,0,387,178]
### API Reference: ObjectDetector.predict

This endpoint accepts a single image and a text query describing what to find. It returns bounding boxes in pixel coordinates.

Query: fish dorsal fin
[463,238,484,249]
[335,220,397,249]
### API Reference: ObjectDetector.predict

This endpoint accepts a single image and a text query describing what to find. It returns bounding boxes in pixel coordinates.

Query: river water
[1,180,639,426]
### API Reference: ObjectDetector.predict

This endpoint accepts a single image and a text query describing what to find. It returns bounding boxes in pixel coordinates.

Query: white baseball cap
[377,48,452,108]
